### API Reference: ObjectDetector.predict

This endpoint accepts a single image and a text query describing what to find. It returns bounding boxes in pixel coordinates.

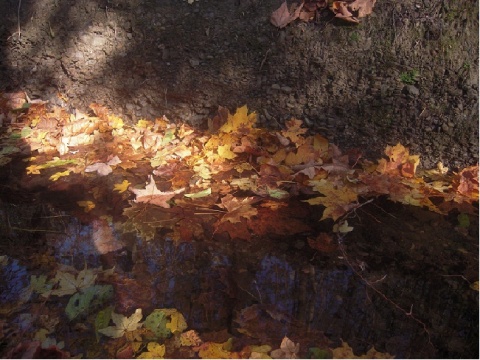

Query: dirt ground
[0,0,478,170]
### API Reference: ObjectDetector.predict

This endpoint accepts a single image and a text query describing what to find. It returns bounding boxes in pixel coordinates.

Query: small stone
[404,85,420,96]
[441,123,450,132]
[189,59,200,67]
[281,86,292,93]
[271,84,281,90]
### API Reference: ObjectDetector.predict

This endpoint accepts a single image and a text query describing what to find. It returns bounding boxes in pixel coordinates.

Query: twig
[338,234,433,347]
[17,0,22,38]
[259,49,271,71]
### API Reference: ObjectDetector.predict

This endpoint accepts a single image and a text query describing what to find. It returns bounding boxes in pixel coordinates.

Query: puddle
[0,196,478,358]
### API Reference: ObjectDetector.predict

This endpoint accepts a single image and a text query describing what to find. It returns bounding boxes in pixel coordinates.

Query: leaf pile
[270,0,378,28]
[0,91,477,242]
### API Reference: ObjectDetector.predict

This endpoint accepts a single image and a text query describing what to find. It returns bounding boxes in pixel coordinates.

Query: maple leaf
[217,144,237,160]
[219,105,257,134]
[304,179,359,220]
[281,118,308,146]
[376,143,420,178]
[49,170,70,181]
[113,180,131,193]
[98,308,143,339]
[26,164,43,175]
[452,165,479,201]
[218,194,259,223]
[270,1,304,28]
[130,175,185,208]
[77,200,95,213]
[50,268,97,296]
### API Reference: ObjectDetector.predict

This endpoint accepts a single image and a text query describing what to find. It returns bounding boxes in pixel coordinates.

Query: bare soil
[0,0,478,170]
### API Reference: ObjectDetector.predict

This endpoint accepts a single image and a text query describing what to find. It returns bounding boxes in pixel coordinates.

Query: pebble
[189,59,200,67]
[404,85,420,96]
[271,84,281,90]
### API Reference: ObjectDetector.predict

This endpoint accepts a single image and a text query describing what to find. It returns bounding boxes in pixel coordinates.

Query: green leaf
[95,306,113,342]
[21,126,32,138]
[457,213,470,228]
[65,285,113,321]
[144,309,171,339]
[98,308,143,339]
[184,188,212,198]
[65,290,95,320]
[51,268,97,296]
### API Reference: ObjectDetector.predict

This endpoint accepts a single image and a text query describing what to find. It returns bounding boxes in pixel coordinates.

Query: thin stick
[17,0,22,38]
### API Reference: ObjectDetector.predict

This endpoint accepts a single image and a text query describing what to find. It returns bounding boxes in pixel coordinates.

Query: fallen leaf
[77,200,95,213]
[49,170,70,181]
[85,162,113,176]
[98,308,143,339]
[349,0,377,18]
[130,175,185,208]
[114,180,131,193]
[271,1,304,28]
[137,342,165,359]
[184,188,212,198]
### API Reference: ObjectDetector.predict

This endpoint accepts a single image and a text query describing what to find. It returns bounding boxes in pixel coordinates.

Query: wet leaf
[98,308,143,338]
[137,342,165,359]
[114,180,131,193]
[77,200,95,213]
[130,175,185,208]
[51,268,97,296]
[144,309,171,339]
[165,310,187,334]
[65,285,114,320]
[271,336,300,359]
[333,220,354,233]
[49,170,70,181]
[470,281,479,291]
[195,338,236,359]
[95,307,113,342]
[180,330,202,346]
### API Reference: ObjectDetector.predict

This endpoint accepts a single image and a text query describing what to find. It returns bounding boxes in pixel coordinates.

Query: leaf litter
[0,93,477,358]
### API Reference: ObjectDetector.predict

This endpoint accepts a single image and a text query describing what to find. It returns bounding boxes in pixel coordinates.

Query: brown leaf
[218,194,259,223]
[349,0,376,18]
[130,175,185,208]
[270,1,304,29]
[307,232,337,253]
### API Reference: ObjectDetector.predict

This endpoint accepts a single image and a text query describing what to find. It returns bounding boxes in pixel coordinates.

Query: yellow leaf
[166,311,187,333]
[470,281,479,291]
[217,144,237,160]
[114,180,131,193]
[49,170,71,181]
[26,164,43,175]
[136,119,154,130]
[304,179,359,221]
[108,115,124,129]
[77,200,95,213]
[219,105,256,134]
[137,342,165,359]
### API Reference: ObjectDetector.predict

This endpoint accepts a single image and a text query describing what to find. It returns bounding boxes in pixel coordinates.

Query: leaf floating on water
[130,175,185,208]
[98,308,143,339]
